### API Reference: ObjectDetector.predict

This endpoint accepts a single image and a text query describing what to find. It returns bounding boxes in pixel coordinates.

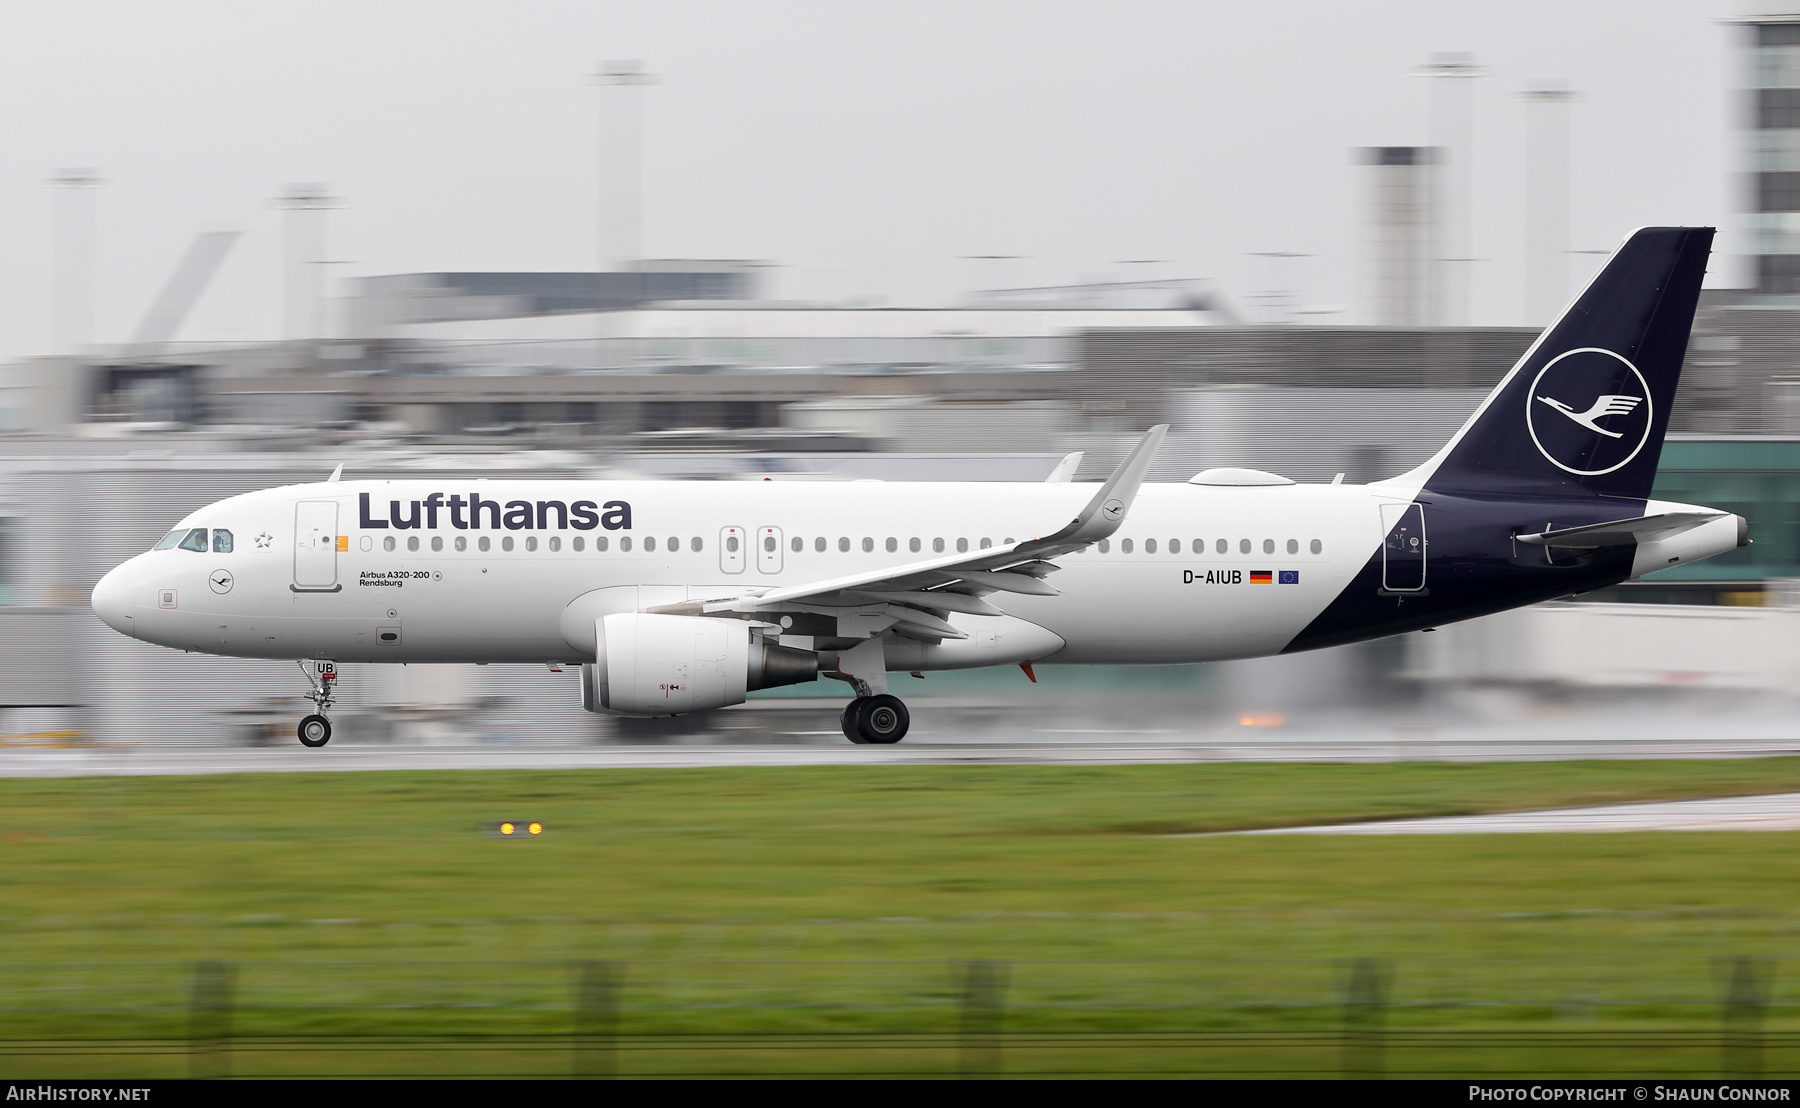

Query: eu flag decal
[1278,570,1299,584]
[1249,570,1273,584]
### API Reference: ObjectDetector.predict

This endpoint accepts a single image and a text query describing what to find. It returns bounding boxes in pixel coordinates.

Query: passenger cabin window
[1216,539,1227,554]
[1121,538,1134,554]
[1311,539,1323,554]
[1286,539,1298,554]
[1145,538,1157,554]
[212,529,233,553]
[815,537,827,552]
[791,536,803,553]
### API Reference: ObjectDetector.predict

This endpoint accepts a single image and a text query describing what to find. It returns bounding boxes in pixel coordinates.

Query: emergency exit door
[294,501,340,590]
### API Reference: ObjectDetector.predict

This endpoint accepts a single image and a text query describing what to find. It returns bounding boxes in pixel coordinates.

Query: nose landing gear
[297,660,336,748]
[841,693,909,745]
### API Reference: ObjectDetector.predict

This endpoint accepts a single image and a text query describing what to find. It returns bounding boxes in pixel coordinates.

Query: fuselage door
[294,500,340,590]
[1380,501,1427,592]
[757,526,783,574]
[719,526,746,574]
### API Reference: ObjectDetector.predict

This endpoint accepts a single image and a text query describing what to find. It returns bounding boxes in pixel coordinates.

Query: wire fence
[2,956,1797,1078]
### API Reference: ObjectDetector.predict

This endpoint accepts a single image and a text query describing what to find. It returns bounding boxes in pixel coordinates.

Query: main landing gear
[841,694,910,744]
[297,660,336,748]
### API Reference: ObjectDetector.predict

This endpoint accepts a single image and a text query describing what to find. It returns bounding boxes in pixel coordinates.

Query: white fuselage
[91,478,1409,667]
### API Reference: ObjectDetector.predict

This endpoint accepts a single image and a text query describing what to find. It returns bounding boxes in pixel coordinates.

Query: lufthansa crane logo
[1524,347,1653,477]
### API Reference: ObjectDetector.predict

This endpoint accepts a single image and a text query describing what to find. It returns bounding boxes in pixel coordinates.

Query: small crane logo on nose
[209,571,234,595]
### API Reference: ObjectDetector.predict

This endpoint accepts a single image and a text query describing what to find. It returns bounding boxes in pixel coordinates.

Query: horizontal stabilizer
[1516,511,1724,549]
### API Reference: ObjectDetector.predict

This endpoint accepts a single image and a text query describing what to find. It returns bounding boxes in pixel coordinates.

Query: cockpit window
[212,529,233,553]
[177,528,209,553]
[153,530,186,551]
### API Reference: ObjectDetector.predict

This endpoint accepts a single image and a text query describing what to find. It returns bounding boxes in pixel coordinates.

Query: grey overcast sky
[0,0,1737,355]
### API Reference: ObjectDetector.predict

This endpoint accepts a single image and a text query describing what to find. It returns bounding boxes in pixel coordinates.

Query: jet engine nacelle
[581,613,817,716]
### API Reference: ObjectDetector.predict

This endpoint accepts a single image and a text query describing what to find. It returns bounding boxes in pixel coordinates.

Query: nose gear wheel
[298,714,332,747]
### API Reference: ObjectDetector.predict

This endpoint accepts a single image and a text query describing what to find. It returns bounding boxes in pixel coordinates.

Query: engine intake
[581,613,817,716]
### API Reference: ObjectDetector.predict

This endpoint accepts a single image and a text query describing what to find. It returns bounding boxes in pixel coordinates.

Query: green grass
[5,759,1800,1076]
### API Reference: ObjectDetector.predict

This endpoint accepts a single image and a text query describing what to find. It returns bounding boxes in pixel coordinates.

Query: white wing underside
[646,427,1168,642]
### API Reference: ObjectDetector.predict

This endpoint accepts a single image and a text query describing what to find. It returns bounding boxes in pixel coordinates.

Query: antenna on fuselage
[327,464,343,483]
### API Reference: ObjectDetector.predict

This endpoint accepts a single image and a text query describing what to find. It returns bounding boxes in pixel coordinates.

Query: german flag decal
[1249,570,1273,584]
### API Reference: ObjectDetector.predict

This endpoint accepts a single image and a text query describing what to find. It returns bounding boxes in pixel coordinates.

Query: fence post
[187,960,235,1080]
[1721,956,1775,1079]
[1342,958,1391,1080]
[958,959,1007,1079]
[573,960,622,1078]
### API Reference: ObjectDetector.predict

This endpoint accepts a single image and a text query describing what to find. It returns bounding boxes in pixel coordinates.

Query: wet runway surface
[3,715,1799,777]
[1239,792,1800,834]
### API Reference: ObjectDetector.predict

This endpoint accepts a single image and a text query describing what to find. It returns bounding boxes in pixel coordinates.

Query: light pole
[1415,53,1486,326]
[272,184,341,343]
[1522,82,1578,325]
[49,168,103,356]
[593,60,657,276]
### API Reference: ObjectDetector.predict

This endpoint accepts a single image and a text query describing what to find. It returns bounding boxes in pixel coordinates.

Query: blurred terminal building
[9,14,1800,744]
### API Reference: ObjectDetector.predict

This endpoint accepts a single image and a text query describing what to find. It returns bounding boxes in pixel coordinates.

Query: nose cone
[91,565,135,636]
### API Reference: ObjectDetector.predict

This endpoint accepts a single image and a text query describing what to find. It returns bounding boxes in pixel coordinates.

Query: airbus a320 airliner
[91,227,1746,747]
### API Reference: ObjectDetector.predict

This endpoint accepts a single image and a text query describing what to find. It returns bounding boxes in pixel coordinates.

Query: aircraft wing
[1515,511,1725,550]
[660,426,1167,641]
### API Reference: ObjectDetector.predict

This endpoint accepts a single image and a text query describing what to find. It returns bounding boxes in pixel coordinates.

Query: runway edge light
[481,820,545,838]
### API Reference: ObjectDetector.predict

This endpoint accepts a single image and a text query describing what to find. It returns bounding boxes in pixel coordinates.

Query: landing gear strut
[841,694,909,745]
[297,660,336,748]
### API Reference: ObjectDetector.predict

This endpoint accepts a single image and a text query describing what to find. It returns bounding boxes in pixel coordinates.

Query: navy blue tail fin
[1407,226,1713,500]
